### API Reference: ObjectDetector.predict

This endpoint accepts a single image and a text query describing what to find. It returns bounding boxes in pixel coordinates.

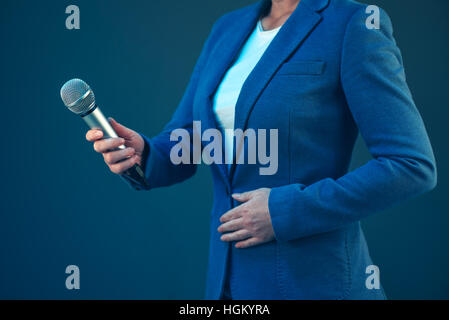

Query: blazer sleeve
[268,7,437,242]
[134,23,217,190]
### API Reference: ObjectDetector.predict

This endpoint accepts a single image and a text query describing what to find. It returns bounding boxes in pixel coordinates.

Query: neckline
[257,20,282,34]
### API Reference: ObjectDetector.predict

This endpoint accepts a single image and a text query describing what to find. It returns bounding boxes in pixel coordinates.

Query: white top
[213,20,281,166]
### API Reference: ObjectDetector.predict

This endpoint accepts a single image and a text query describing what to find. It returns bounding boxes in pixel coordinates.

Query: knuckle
[249,224,257,233]
[110,164,122,174]
[109,165,118,174]
[120,150,129,160]
[104,153,111,163]
[117,163,125,172]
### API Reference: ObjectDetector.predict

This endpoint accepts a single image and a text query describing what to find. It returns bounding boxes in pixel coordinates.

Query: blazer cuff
[268,184,306,242]
[137,133,156,190]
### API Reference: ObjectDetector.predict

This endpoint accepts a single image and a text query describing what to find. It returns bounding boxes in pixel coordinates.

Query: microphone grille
[60,79,96,115]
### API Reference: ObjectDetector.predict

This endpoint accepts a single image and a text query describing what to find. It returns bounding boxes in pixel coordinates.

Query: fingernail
[232,193,241,198]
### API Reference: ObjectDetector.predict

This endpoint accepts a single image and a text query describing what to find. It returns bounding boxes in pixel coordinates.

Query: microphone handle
[81,105,149,190]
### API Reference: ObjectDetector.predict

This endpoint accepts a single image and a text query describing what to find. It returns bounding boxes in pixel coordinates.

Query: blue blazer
[137,0,437,299]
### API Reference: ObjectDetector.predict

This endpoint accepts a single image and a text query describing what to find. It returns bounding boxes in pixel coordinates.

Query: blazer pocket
[277,60,326,76]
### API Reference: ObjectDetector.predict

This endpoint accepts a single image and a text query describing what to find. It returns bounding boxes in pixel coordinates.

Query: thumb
[232,190,254,202]
[109,117,134,139]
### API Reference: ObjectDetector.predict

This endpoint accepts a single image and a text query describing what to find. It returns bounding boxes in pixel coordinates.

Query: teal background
[0,0,447,299]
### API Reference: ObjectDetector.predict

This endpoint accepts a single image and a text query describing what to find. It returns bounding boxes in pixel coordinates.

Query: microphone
[60,78,149,189]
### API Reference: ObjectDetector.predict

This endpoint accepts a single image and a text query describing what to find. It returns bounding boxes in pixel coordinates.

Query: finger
[219,206,244,223]
[86,129,103,142]
[103,147,135,165]
[93,138,125,153]
[109,118,135,139]
[217,218,244,233]
[235,237,261,249]
[221,229,251,242]
[109,155,139,174]
[232,190,255,202]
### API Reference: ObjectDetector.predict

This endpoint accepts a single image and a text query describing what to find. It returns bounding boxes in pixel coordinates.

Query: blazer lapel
[233,1,325,133]
[230,0,327,179]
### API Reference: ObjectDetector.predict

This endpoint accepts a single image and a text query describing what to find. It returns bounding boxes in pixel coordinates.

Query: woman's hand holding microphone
[85,118,144,174]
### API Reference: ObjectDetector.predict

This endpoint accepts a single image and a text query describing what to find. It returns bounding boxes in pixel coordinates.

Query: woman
[86,0,437,299]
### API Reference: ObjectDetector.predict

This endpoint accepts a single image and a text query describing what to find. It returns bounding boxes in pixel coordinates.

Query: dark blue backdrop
[0,0,448,299]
